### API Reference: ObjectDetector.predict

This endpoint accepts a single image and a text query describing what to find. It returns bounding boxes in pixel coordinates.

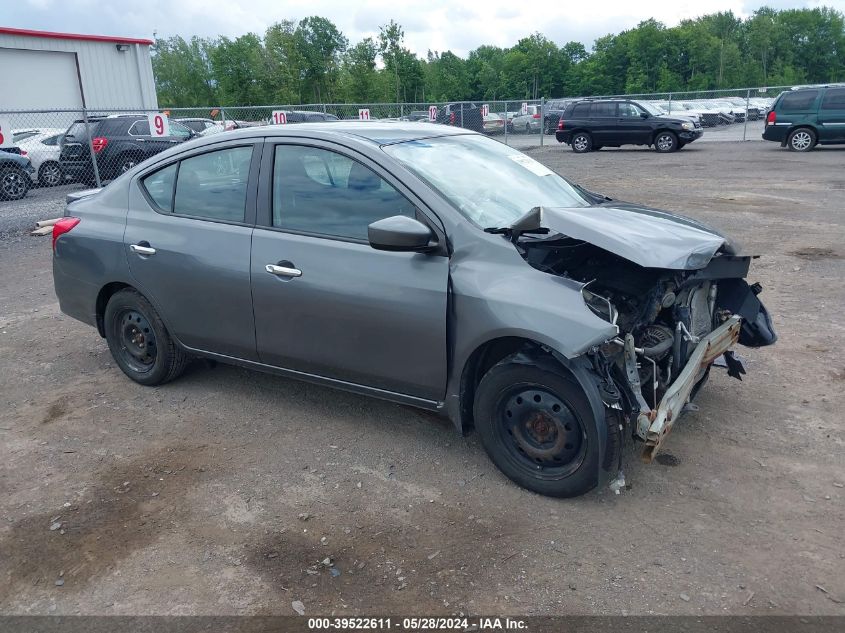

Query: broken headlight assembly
[581,286,618,326]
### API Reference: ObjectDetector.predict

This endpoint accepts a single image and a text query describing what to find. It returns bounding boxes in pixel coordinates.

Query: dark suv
[762,85,845,151]
[0,151,36,200]
[556,99,703,153]
[60,115,193,185]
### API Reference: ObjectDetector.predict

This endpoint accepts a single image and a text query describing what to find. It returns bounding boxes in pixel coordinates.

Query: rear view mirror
[368,215,436,252]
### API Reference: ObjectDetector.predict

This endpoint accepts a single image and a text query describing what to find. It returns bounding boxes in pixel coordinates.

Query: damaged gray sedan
[52,123,776,497]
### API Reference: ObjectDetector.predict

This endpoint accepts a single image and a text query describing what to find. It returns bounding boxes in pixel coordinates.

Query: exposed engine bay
[516,230,777,459]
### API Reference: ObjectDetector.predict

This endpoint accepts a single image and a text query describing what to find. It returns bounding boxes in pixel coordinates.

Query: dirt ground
[0,141,843,617]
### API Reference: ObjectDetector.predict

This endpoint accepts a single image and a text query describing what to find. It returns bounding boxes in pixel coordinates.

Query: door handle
[265,264,302,278]
[130,243,156,256]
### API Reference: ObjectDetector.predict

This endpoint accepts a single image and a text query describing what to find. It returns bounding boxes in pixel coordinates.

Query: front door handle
[265,263,302,278]
[130,243,156,256]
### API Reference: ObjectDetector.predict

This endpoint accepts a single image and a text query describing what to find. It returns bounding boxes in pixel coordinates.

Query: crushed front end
[519,230,776,463]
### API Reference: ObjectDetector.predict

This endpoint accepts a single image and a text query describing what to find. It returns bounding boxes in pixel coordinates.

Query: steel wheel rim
[791,132,811,150]
[657,134,673,151]
[116,309,157,373]
[495,386,587,479]
[42,164,62,186]
[573,135,588,151]
[2,172,25,197]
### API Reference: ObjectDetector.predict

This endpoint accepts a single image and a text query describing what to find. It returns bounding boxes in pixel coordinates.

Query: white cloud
[12,0,845,55]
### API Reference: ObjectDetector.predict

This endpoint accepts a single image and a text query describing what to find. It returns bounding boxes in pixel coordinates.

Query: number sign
[148,113,170,137]
[271,111,288,125]
[358,108,371,120]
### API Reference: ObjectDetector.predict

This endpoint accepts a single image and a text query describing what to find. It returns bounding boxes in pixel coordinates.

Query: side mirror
[368,215,436,253]
[640,112,650,119]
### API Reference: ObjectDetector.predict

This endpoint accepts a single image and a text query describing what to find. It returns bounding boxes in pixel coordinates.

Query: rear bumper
[555,130,572,144]
[762,125,788,143]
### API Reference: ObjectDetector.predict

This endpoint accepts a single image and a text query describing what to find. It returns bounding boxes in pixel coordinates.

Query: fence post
[503,101,508,146]
[743,89,750,142]
[221,107,227,129]
[668,92,673,113]
[539,97,545,147]
[460,102,464,129]
[81,108,102,189]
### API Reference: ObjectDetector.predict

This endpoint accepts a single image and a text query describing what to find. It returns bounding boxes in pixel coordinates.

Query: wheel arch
[651,127,678,143]
[786,124,818,141]
[95,282,132,337]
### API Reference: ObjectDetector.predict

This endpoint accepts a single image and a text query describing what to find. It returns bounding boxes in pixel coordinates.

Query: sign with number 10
[271,111,288,125]
[148,113,170,137]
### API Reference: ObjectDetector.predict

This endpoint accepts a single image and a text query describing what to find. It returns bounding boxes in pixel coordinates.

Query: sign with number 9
[0,118,11,148]
[147,113,170,138]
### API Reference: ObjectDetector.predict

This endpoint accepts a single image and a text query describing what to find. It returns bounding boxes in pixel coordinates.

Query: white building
[0,27,158,112]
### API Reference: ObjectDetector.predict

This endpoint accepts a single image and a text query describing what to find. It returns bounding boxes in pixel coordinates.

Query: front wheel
[104,289,188,386]
[571,132,592,153]
[39,161,64,187]
[654,131,678,153]
[787,127,816,152]
[473,357,612,497]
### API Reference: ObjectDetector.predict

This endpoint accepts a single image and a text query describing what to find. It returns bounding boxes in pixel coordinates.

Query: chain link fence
[0,84,816,204]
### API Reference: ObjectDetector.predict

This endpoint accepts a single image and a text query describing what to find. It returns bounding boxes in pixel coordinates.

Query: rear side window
[821,88,845,110]
[42,135,61,146]
[571,103,590,117]
[593,102,617,117]
[128,120,150,135]
[272,145,415,240]
[780,90,818,112]
[65,122,93,139]
[141,146,252,222]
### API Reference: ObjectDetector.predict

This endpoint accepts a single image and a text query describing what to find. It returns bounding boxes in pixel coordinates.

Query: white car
[13,128,67,187]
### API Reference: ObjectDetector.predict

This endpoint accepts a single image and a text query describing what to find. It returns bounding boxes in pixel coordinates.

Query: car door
[590,102,618,145]
[617,102,651,144]
[124,140,261,360]
[818,88,845,142]
[250,140,449,401]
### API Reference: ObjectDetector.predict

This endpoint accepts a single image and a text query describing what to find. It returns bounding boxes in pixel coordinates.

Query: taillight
[532,113,540,119]
[766,110,776,125]
[52,217,80,252]
[558,119,565,130]
[449,112,456,125]
[92,137,108,153]
[20,150,27,156]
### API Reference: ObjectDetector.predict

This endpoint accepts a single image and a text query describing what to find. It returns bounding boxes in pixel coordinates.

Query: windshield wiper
[484,206,549,244]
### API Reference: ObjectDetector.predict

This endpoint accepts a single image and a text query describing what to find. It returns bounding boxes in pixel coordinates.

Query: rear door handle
[265,264,302,278]
[130,243,156,256]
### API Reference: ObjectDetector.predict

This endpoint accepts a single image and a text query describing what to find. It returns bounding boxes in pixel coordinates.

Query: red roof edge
[0,27,153,46]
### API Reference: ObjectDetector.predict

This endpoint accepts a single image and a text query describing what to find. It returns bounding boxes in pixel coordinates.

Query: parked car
[511,105,543,134]
[269,111,339,125]
[722,97,761,120]
[651,102,702,127]
[52,122,775,498]
[175,118,221,134]
[405,111,432,122]
[0,150,35,200]
[59,115,194,185]
[482,113,506,134]
[763,85,845,151]
[435,103,484,133]
[544,99,573,134]
[14,128,67,187]
[556,99,703,152]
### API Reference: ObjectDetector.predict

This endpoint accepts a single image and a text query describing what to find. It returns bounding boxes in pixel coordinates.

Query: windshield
[382,134,590,227]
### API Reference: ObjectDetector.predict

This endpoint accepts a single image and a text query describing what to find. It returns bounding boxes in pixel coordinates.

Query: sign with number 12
[428,106,438,122]
[148,113,170,137]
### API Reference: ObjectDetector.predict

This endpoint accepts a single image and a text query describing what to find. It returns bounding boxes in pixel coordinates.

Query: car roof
[185,121,473,146]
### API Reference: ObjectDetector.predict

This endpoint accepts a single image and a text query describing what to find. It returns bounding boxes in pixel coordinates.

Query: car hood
[540,203,727,270]
[655,114,695,123]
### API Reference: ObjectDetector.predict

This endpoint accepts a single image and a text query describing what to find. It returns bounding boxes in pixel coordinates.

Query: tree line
[152,7,845,107]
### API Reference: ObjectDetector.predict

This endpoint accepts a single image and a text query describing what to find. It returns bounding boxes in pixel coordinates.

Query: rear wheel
[787,127,816,152]
[473,357,610,497]
[38,161,64,187]
[104,289,188,386]
[654,131,678,153]
[571,132,592,153]
[0,167,30,200]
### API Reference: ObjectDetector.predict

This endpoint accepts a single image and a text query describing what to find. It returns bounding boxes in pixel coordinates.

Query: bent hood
[541,203,727,270]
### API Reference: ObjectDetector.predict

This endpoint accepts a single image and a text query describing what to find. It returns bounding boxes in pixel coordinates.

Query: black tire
[104,289,188,386]
[473,357,610,497]
[787,127,816,152]
[677,142,686,150]
[38,161,64,187]
[654,130,678,153]
[570,132,592,153]
[0,167,30,201]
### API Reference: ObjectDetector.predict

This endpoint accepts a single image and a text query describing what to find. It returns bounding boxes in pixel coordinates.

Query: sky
[7,0,845,56]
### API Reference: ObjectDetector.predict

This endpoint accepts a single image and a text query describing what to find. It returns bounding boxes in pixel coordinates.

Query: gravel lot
[1,141,843,617]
